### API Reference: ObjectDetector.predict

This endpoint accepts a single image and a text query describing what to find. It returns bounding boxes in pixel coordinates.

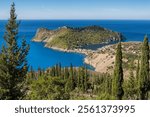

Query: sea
[0,20,150,70]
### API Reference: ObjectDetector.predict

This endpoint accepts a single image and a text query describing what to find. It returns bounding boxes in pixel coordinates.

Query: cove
[0,20,150,70]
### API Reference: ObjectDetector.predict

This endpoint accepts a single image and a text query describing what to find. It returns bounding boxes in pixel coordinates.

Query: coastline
[44,43,118,73]
[44,42,116,73]
[33,39,144,74]
[44,45,97,70]
[46,46,95,55]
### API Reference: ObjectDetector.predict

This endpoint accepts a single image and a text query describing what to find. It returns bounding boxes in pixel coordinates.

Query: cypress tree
[84,66,88,92]
[135,59,140,98]
[73,68,77,86]
[69,64,75,90]
[58,63,61,77]
[65,79,72,92]
[64,67,69,80]
[77,67,81,89]
[30,66,34,79]
[112,42,124,100]
[81,67,85,92]
[0,3,30,99]
[38,67,42,76]
[104,74,112,96]
[136,59,140,80]
[55,64,59,77]
[139,36,149,100]
[126,60,137,99]
[65,64,74,92]
[50,66,55,77]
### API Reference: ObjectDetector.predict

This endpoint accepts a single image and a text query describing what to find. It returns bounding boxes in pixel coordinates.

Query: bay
[0,20,150,70]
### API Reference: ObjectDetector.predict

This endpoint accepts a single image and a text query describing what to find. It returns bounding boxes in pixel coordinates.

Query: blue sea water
[0,20,150,70]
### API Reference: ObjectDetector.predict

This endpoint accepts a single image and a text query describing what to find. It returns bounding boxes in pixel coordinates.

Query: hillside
[84,42,150,78]
[32,26,124,50]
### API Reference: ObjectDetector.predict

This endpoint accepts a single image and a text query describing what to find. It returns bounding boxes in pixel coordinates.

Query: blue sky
[0,0,150,19]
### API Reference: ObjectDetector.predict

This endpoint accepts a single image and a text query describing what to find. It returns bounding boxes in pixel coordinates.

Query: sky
[0,0,150,20]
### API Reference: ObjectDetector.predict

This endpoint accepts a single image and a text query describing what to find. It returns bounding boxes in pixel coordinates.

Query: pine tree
[112,42,124,100]
[0,3,30,99]
[139,35,149,100]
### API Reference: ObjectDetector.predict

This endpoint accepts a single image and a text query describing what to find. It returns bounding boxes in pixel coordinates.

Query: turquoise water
[0,20,150,70]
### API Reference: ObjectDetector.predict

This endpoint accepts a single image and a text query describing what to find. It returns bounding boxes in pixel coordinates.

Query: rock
[32,28,55,42]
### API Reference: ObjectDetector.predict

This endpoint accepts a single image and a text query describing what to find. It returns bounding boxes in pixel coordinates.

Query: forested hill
[32,26,124,50]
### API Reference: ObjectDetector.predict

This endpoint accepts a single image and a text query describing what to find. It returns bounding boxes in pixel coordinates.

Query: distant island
[32,25,124,51]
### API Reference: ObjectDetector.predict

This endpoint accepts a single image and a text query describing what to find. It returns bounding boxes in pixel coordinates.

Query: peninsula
[32,25,128,75]
[32,26,123,51]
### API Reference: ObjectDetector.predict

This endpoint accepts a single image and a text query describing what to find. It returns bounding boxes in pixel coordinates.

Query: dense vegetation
[33,25,123,49]
[0,3,150,100]
[25,55,149,100]
[26,65,112,100]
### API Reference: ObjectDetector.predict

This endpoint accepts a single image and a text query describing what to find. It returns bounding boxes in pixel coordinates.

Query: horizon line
[0,19,150,21]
